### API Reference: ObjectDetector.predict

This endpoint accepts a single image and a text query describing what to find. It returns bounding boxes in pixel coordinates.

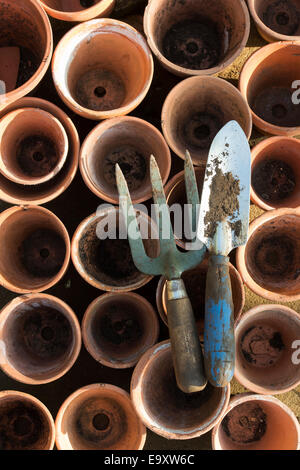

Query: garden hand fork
[116,152,207,393]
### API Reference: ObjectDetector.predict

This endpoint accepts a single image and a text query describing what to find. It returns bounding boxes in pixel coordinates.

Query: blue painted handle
[204,254,235,387]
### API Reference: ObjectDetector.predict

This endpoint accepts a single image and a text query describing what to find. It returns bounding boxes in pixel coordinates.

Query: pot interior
[254,0,300,37]
[42,0,102,12]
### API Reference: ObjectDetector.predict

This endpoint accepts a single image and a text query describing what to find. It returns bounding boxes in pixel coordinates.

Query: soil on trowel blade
[262,0,300,36]
[252,159,296,203]
[222,402,267,444]
[241,324,285,367]
[162,19,223,70]
[17,135,59,178]
[103,146,147,192]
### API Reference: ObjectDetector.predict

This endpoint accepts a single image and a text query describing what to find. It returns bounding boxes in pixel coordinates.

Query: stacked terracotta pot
[0,0,299,452]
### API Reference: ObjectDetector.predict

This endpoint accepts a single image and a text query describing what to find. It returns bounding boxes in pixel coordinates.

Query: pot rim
[236,206,300,302]
[52,19,154,120]
[39,0,115,22]
[143,0,250,77]
[79,115,171,204]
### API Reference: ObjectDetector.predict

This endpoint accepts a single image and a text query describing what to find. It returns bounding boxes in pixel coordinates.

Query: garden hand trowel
[197,120,251,388]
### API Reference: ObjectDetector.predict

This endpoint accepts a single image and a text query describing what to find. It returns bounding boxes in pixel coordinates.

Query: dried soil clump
[222,402,267,444]
[252,159,295,202]
[241,324,285,367]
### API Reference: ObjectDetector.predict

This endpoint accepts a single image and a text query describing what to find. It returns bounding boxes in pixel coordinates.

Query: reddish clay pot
[0,294,81,385]
[82,292,159,369]
[143,0,250,78]
[55,384,146,450]
[39,0,115,22]
[248,0,300,43]
[0,108,68,186]
[165,167,205,249]
[235,304,300,395]
[0,97,79,205]
[52,19,153,120]
[212,393,300,450]
[156,259,245,335]
[0,205,70,294]
[251,136,300,210]
[236,207,300,302]
[239,41,300,136]
[162,76,252,165]
[0,0,53,112]
[80,116,171,204]
[131,340,230,440]
[71,207,159,292]
[0,390,55,450]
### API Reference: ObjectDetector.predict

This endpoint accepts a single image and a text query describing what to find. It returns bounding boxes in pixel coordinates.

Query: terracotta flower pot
[71,206,159,292]
[0,108,68,186]
[0,205,70,294]
[80,116,171,204]
[212,393,300,450]
[0,294,81,385]
[239,41,300,136]
[55,384,146,450]
[143,0,250,78]
[0,390,55,450]
[164,167,205,249]
[251,136,300,210]
[161,76,252,165]
[131,340,230,440]
[52,19,154,120]
[156,259,245,335]
[236,207,300,302]
[0,0,52,112]
[0,97,79,205]
[235,304,300,395]
[248,0,300,43]
[82,292,159,369]
[38,0,115,22]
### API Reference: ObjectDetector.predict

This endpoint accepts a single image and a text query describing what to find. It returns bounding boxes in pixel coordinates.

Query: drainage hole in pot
[17,135,59,178]
[241,325,285,367]
[13,417,32,437]
[80,0,94,7]
[92,413,110,431]
[41,326,55,342]
[186,41,199,54]
[272,104,287,119]
[276,12,290,25]
[99,312,142,345]
[221,403,267,444]
[253,235,295,279]
[194,124,210,140]
[40,248,50,259]
[103,146,147,191]
[252,159,296,202]
[183,112,223,150]
[262,2,299,35]
[33,152,44,162]
[94,86,106,98]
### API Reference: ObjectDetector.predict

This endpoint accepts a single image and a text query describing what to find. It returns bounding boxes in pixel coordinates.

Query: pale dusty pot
[55,384,146,450]
[82,292,159,368]
[156,259,245,335]
[235,304,300,394]
[164,167,205,249]
[52,19,154,120]
[0,107,68,186]
[239,41,300,136]
[0,205,70,294]
[0,294,81,385]
[38,0,115,22]
[162,76,252,165]
[143,0,250,77]
[212,393,300,450]
[248,0,300,43]
[131,340,230,440]
[80,116,171,204]
[0,97,79,205]
[0,0,53,112]
[71,206,159,292]
[251,136,300,210]
[0,390,55,450]
[236,207,300,302]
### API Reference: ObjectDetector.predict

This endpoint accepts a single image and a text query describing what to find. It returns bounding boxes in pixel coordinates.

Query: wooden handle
[166,279,207,393]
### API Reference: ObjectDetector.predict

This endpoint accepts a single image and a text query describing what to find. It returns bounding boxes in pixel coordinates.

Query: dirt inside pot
[252,159,296,203]
[241,324,285,367]
[20,229,66,278]
[254,235,296,280]
[0,400,47,450]
[103,146,147,192]
[204,157,241,239]
[252,87,300,127]
[221,402,267,444]
[262,0,300,36]
[15,47,39,89]
[182,109,224,152]
[97,305,143,346]
[16,135,59,178]
[75,69,126,111]
[162,18,227,70]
